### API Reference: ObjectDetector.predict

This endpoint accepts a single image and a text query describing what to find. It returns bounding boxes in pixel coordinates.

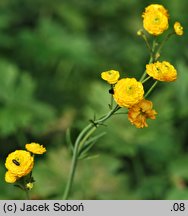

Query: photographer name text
[3,202,84,213]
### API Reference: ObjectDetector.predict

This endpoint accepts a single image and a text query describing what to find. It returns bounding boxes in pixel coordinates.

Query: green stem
[113,111,128,115]
[142,34,152,52]
[140,39,157,82]
[145,81,158,98]
[155,32,174,59]
[62,105,120,199]
[78,127,97,153]
[139,71,147,82]
[25,190,30,200]
[62,142,79,199]
[110,84,114,109]
[96,105,120,123]
[141,76,150,84]
[62,124,93,200]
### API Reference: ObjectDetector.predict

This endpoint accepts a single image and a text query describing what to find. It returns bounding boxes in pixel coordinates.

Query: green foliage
[0,60,55,136]
[28,147,129,200]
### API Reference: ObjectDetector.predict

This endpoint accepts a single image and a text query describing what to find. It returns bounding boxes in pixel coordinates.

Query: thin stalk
[62,124,93,200]
[25,190,30,200]
[110,84,114,109]
[142,34,152,52]
[140,39,157,82]
[78,127,97,153]
[145,81,158,98]
[155,32,174,59]
[110,95,114,109]
[63,142,79,199]
[113,111,128,115]
[141,76,150,84]
[95,105,120,123]
[62,105,120,199]
[139,71,147,83]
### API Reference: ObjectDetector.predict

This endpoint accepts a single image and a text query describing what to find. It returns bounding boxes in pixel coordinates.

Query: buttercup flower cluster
[101,4,183,128]
[63,3,183,199]
[5,143,46,192]
[101,71,157,128]
[142,4,183,37]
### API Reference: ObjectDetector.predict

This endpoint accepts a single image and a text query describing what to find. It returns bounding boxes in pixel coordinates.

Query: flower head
[142,4,169,35]
[174,22,183,36]
[146,61,177,82]
[5,171,17,183]
[113,78,144,108]
[5,150,34,178]
[101,70,120,84]
[137,30,144,36]
[128,99,157,128]
[144,4,169,17]
[25,142,46,154]
[26,182,34,190]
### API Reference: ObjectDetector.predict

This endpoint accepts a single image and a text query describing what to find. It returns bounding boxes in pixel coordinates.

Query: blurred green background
[0,0,187,199]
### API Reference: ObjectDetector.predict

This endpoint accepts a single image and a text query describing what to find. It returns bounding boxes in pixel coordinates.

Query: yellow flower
[5,171,17,183]
[144,4,169,17]
[101,70,120,84]
[146,61,177,82]
[25,142,46,154]
[137,30,143,36]
[5,150,34,178]
[113,78,144,108]
[26,182,34,190]
[142,4,169,35]
[128,99,157,128]
[174,22,183,36]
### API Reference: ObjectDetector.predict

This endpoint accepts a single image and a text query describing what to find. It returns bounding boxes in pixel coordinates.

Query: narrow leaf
[78,132,106,157]
[83,154,99,160]
[84,132,106,147]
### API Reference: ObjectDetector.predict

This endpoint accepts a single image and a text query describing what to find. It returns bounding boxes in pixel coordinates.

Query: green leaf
[81,154,99,160]
[0,59,55,136]
[78,132,106,158]
[84,132,106,146]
